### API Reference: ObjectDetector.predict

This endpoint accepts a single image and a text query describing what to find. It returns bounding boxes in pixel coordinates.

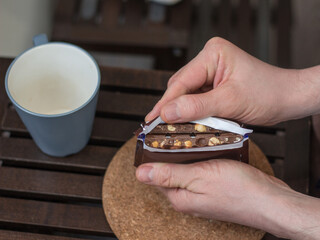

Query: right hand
[146,37,320,126]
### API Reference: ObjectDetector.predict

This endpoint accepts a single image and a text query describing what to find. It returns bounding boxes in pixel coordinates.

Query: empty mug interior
[7,43,99,115]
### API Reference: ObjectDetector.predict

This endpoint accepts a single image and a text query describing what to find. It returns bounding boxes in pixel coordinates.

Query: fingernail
[145,113,152,122]
[137,166,154,182]
[145,111,154,122]
[145,105,158,121]
[164,102,180,122]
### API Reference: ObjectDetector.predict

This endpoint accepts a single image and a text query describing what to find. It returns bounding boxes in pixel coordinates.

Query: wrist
[284,192,320,240]
[299,66,320,116]
[257,188,320,239]
[279,66,320,121]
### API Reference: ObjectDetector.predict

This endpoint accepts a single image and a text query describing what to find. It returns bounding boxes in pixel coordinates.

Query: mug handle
[33,34,49,46]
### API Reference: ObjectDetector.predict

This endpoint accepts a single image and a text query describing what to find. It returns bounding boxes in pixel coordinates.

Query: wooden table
[0,57,308,240]
[0,57,169,239]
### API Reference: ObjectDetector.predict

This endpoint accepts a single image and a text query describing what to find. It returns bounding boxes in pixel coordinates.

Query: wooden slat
[125,0,144,26]
[2,93,159,131]
[0,197,112,236]
[100,0,122,28]
[250,133,285,158]
[256,0,270,63]
[310,115,320,197]
[100,66,171,91]
[284,118,310,193]
[169,0,192,30]
[55,0,77,22]
[53,24,189,48]
[218,0,232,39]
[0,58,12,127]
[0,138,116,174]
[0,230,86,240]
[97,91,160,117]
[270,159,284,179]
[247,122,286,131]
[286,178,310,195]
[188,0,213,59]
[277,0,292,68]
[2,107,140,142]
[236,0,254,54]
[91,117,139,142]
[0,167,102,202]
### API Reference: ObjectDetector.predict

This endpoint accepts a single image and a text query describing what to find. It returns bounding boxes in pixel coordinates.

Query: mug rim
[5,42,101,118]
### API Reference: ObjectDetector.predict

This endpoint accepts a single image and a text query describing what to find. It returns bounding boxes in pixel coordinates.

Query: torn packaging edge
[138,116,252,136]
[134,117,251,167]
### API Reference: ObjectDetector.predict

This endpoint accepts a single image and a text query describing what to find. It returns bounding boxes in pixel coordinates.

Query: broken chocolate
[134,117,252,167]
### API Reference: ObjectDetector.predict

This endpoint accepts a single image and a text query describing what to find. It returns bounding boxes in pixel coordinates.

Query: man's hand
[146,37,320,126]
[138,37,320,239]
[136,160,320,240]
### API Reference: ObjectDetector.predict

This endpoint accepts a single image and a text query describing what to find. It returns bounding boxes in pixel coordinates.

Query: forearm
[256,188,320,239]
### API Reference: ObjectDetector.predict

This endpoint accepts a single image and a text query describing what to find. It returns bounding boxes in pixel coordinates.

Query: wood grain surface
[102,138,273,240]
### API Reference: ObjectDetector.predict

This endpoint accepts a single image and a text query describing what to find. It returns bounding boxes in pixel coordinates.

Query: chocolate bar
[134,117,252,167]
[145,124,243,149]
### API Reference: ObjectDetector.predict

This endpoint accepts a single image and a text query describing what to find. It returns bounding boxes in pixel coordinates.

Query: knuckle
[180,95,205,117]
[193,160,222,177]
[193,161,212,176]
[204,37,228,50]
[156,165,173,187]
[167,74,178,88]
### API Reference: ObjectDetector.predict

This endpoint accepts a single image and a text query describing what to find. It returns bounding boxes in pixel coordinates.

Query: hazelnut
[151,141,159,148]
[184,140,192,148]
[167,125,176,132]
[235,137,241,142]
[160,141,166,148]
[195,124,207,132]
[208,137,220,146]
[196,138,207,147]
[174,140,182,147]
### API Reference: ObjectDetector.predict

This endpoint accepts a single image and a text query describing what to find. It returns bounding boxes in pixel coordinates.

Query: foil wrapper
[134,116,252,167]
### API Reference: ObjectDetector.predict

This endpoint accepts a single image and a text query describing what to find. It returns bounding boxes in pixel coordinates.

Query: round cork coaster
[102,137,273,240]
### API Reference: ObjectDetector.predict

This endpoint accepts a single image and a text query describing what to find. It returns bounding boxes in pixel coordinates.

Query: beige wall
[0,0,54,57]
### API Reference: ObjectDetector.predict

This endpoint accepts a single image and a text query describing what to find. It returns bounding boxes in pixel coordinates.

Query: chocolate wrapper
[134,117,252,167]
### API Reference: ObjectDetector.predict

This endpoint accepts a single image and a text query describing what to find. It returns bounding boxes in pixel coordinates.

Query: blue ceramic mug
[5,34,100,157]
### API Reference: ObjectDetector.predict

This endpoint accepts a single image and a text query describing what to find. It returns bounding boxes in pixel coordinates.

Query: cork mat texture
[102,137,273,240]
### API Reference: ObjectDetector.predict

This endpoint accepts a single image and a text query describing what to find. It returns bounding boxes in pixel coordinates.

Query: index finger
[145,49,218,122]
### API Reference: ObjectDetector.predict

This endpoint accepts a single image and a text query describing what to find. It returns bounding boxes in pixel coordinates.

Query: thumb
[136,163,194,189]
[160,88,226,123]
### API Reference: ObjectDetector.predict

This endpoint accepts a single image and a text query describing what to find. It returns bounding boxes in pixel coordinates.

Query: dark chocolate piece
[145,132,242,150]
[134,140,249,167]
[150,123,222,134]
[134,122,249,167]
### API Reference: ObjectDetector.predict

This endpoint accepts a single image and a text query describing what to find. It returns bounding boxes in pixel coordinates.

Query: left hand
[135,159,298,238]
